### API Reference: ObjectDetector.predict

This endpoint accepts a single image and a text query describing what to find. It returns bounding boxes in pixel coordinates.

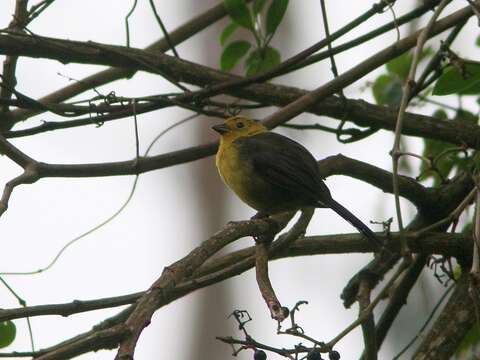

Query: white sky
[0,1,477,359]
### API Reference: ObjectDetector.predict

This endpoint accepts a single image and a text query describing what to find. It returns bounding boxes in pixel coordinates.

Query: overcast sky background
[0,1,477,359]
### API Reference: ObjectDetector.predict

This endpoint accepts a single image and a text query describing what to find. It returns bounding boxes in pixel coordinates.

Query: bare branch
[0,0,28,112]
[413,273,476,359]
[4,1,232,125]
[370,255,428,357]
[34,324,130,360]
[0,4,473,132]
[115,214,291,359]
[358,280,377,360]
[391,0,451,246]
[0,293,142,322]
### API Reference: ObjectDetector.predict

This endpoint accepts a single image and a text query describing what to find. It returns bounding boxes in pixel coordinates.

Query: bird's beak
[211,123,230,134]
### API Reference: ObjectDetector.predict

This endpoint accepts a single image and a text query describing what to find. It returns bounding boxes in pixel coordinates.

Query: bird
[212,115,382,250]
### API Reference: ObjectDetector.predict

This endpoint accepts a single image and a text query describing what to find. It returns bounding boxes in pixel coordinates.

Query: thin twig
[319,0,341,80]
[0,115,198,275]
[414,187,476,236]
[282,122,378,143]
[390,0,451,253]
[27,0,56,24]
[6,230,470,359]
[125,0,138,47]
[115,216,290,359]
[470,180,480,278]
[0,276,35,351]
[0,292,143,322]
[393,283,454,359]
[358,279,377,360]
[326,259,410,349]
[286,0,439,75]
[364,254,428,358]
[412,20,466,97]
[5,1,232,124]
[148,0,179,58]
[413,273,476,359]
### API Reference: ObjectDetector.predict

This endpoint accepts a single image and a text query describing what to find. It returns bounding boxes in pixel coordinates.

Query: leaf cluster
[220,0,288,75]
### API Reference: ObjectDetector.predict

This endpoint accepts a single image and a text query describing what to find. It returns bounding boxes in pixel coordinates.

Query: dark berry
[254,349,267,360]
[281,306,290,318]
[328,350,340,360]
[307,349,322,360]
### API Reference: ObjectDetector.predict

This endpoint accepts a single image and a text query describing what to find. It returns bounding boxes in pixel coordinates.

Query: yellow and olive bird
[212,116,381,249]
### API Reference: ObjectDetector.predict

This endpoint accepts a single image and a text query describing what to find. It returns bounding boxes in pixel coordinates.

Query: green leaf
[386,53,412,80]
[420,47,433,61]
[474,151,480,173]
[224,0,254,30]
[220,22,239,46]
[453,265,462,280]
[266,0,289,36]
[245,46,281,75]
[0,321,16,348]
[220,41,252,71]
[460,80,480,95]
[386,48,432,80]
[372,74,403,107]
[253,0,267,14]
[454,109,477,124]
[433,109,448,119]
[433,62,480,96]
[476,35,480,47]
[462,222,473,234]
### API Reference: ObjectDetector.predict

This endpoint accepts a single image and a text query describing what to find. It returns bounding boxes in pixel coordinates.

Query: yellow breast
[216,138,262,210]
[216,139,243,192]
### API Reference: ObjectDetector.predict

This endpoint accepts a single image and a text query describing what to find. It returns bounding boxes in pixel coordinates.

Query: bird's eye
[236,122,245,129]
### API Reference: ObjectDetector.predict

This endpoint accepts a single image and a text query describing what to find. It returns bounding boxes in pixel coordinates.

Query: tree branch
[0,4,477,149]
[0,0,28,112]
[413,273,476,359]
[2,0,233,126]
[3,229,472,359]
[0,292,142,322]
[115,214,292,359]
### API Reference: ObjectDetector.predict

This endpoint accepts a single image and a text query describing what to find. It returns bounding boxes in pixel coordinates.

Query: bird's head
[212,116,267,142]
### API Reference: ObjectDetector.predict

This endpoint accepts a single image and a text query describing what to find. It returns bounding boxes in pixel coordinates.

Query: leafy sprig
[220,0,288,75]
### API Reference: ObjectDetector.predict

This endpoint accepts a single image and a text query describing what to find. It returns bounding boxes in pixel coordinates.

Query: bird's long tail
[321,198,382,250]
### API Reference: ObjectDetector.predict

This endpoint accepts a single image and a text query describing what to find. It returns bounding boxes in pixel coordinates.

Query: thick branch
[0,292,142,322]
[318,154,428,209]
[358,280,377,360]
[2,1,232,126]
[0,231,472,323]
[1,5,479,151]
[413,273,476,359]
[5,230,471,359]
[115,214,291,359]
[34,324,130,360]
[0,0,28,112]
[371,254,428,354]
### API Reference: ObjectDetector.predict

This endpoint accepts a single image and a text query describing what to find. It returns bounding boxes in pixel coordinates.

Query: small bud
[254,349,267,360]
[307,349,322,360]
[329,350,340,360]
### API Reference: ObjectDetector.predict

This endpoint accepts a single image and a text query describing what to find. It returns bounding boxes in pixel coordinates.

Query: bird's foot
[251,213,279,243]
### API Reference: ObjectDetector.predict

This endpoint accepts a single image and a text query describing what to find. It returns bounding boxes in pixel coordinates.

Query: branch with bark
[0,0,479,359]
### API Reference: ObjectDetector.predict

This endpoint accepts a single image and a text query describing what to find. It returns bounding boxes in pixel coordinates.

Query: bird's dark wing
[235,132,331,204]
[236,133,382,249]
